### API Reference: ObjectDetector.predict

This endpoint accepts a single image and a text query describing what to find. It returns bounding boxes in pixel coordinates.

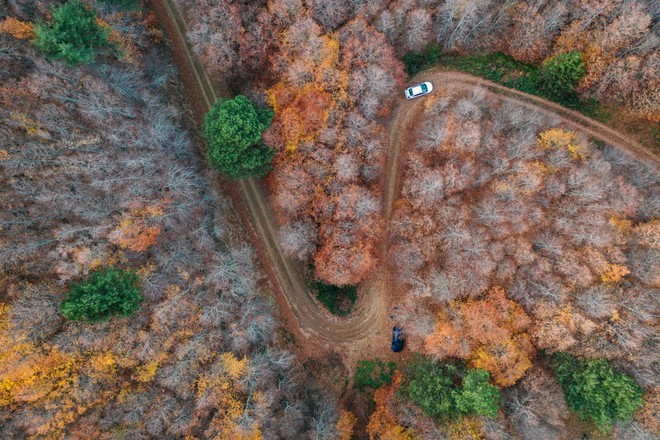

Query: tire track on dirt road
[151,0,387,342]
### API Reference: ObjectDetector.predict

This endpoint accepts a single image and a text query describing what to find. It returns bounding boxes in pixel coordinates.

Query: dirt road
[151,0,387,342]
[151,0,657,346]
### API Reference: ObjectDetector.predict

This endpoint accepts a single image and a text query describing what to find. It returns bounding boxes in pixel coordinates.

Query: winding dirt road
[151,0,386,342]
[151,0,658,345]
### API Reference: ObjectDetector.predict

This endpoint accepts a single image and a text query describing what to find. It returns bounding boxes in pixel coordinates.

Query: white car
[404,82,433,99]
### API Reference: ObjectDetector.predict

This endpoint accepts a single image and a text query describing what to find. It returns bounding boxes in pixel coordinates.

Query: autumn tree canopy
[390,89,656,397]
[203,96,275,179]
[3,0,659,437]
[424,287,534,387]
[1,5,337,436]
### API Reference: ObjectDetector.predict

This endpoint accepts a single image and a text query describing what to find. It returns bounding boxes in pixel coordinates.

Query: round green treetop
[33,0,112,66]
[203,96,275,179]
[61,268,143,323]
[555,353,644,432]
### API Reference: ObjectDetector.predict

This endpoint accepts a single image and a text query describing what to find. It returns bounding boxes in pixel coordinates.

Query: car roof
[410,85,423,94]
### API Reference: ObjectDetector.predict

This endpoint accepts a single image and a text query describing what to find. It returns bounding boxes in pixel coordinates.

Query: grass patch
[354,358,396,390]
[430,52,535,84]
[404,49,609,122]
[309,278,358,316]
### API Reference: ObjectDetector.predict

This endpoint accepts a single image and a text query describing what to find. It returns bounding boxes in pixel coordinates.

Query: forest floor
[149,0,659,381]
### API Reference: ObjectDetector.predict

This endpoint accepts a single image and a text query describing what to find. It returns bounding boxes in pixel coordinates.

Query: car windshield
[420,83,428,93]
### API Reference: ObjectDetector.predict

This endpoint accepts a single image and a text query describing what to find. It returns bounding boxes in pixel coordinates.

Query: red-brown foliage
[367,372,414,440]
[392,88,657,394]
[263,15,403,285]
[267,84,334,152]
[424,287,535,387]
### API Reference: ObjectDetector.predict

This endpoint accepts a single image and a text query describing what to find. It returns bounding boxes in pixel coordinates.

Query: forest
[1,1,340,438]
[180,0,658,287]
[387,87,657,438]
[1,0,659,439]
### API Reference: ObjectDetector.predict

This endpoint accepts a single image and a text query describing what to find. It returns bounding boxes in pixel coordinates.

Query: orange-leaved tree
[266,84,334,154]
[199,352,263,440]
[109,201,168,252]
[0,17,34,39]
[424,287,535,387]
[336,409,357,440]
[367,371,415,440]
[265,22,342,154]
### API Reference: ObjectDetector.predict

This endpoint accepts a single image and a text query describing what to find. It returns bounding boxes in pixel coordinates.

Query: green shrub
[436,52,535,84]
[61,268,143,323]
[402,355,501,420]
[453,369,501,418]
[355,359,396,389]
[33,0,112,66]
[403,356,459,419]
[402,43,441,76]
[555,353,644,432]
[309,274,357,316]
[534,52,585,102]
[202,96,275,179]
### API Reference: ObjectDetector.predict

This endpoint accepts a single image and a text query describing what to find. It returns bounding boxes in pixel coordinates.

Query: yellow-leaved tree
[537,128,586,160]
[200,352,263,440]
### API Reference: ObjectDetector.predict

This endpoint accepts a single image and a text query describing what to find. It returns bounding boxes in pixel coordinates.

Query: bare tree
[310,0,352,29]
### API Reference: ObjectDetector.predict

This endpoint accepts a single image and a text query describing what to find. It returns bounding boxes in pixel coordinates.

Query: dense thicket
[354,358,396,390]
[0,4,338,438]
[388,87,658,436]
